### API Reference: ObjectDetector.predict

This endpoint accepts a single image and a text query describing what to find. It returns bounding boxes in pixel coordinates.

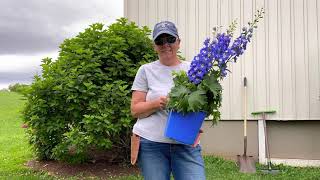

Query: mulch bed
[25,160,140,179]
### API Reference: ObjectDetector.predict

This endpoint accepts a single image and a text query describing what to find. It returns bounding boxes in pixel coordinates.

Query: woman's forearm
[131,100,160,119]
[131,91,167,119]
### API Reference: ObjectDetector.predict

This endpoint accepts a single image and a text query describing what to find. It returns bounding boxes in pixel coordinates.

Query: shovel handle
[243,77,247,155]
[244,77,247,137]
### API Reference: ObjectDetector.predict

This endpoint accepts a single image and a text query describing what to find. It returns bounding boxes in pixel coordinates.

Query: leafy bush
[22,18,157,163]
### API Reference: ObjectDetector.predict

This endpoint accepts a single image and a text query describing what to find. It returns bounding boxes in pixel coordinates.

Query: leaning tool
[251,110,280,174]
[237,77,256,173]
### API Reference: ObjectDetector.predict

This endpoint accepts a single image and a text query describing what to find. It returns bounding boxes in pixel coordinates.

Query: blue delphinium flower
[168,8,264,124]
[187,13,261,83]
[188,37,215,84]
[229,27,254,63]
[188,33,233,83]
[188,55,209,84]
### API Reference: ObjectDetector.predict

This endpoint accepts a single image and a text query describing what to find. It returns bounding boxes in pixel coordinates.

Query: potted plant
[165,9,265,145]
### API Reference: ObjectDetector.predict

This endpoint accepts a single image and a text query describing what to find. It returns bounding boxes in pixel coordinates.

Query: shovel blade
[237,155,256,173]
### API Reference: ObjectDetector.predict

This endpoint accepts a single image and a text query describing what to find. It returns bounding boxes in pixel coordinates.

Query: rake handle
[263,113,272,170]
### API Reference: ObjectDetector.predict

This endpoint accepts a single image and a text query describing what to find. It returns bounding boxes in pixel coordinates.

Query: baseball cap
[152,21,179,40]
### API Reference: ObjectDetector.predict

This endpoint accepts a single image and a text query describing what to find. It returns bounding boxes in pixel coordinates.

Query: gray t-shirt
[131,60,190,143]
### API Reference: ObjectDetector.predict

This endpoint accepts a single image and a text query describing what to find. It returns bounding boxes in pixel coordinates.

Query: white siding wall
[124,0,320,120]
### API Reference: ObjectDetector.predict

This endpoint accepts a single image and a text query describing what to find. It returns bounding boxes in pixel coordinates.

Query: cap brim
[153,30,178,41]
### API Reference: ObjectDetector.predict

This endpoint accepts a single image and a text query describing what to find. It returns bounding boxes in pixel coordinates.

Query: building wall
[124,0,320,121]
[125,0,320,160]
[202,120,320,160]
[267,121,320,160]
[201,121,259,160]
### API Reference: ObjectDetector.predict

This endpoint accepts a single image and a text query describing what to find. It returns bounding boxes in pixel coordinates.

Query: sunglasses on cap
[154,36,177,46]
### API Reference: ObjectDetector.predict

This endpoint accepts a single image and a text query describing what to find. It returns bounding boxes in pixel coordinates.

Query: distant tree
[8,83,31,95]
[0,88,9,92]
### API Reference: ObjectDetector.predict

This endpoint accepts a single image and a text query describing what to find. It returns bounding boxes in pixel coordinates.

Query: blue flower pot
[165,111,206,145]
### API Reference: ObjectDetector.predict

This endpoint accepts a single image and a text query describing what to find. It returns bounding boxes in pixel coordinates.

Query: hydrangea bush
[22,18,157,163]
[167,9,264,124]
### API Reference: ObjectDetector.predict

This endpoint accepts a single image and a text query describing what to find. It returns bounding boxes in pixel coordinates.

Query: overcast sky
[0,0,123,89]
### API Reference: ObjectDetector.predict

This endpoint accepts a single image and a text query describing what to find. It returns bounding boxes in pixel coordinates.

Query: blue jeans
[138,137,206,180]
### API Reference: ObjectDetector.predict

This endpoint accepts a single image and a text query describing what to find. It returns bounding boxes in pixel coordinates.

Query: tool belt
[130,130,203,165]
[131,133,140,165]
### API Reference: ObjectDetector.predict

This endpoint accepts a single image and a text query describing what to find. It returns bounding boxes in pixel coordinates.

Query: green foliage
[187,89,207,112]
[167,70,222,124]
[8,83,31,95]
[22,18,157,163]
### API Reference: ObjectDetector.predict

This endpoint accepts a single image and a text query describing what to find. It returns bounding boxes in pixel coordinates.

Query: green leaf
[187,89,207,112]
[203,75,222,97]
[170,85,190,98]
[179,96,190,112]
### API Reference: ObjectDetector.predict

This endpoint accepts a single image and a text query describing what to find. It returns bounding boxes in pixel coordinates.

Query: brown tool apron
[130,130,203,165]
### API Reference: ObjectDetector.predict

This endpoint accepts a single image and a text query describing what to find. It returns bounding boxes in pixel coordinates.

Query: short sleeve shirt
[131,60,190,143]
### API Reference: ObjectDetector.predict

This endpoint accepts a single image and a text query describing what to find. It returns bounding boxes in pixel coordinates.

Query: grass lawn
[0,91,53,179]
[1,90,320,179]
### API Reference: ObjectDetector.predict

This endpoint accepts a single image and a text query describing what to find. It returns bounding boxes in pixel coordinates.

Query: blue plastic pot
[165,111,206,145]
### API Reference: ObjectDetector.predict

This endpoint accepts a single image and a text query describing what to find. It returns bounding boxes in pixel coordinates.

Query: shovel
[237,77,256,173]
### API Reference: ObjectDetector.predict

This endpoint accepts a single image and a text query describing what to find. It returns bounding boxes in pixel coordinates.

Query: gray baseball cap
[152,21,179,40]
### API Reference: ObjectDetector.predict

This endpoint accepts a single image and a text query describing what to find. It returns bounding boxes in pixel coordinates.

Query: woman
[130,21,206,180]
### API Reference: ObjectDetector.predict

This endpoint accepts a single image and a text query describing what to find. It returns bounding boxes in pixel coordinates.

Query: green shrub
[22,18,157,163]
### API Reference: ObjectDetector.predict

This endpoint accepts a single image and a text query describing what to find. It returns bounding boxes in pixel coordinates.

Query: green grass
[0,91,53,179]
[204,156,320,180]
[1,91,320,180]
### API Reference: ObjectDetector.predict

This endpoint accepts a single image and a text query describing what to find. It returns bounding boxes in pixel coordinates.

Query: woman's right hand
[155,96,168,110]
[131,91,168,118]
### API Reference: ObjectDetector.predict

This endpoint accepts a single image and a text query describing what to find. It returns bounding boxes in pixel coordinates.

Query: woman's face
[154,34,180,59]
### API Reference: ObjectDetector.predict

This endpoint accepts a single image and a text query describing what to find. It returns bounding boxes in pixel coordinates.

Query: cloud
[0,0,123,89]
[0,0,123,55]
[0,71,36,83]
[0,52,58,85]
[0,52,57,73]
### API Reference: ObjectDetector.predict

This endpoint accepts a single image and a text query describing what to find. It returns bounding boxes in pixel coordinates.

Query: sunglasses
[154,36,177,46]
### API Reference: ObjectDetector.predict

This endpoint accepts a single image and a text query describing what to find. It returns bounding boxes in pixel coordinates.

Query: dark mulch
[25,160,140,179]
